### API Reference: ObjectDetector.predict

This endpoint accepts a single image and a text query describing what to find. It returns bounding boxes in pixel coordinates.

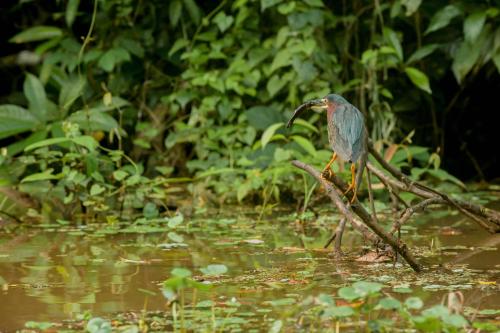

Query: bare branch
[292,160,422,273]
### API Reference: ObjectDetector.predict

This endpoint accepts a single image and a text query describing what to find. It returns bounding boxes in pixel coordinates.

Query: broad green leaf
[270,50,291,73]
[464,11,487,43]
[407,44,439,63]
[0,105,39,139]
[25,137,71,151]
[113,170,128,181]
[401,0,422,16]
[59,76,86,112]
[90,184,105,196]
[405,67,432,94]
[200,264,228,276]
[237,182,252,202]
[67,110,120,133]
[291,135,316,156]
[9,26,63,43]
[452,41,480,83]
[71,136,99,151]
[246,106,283,130]
[21,169,59,183]
[182,0,202,24]
[24,136,98,152]
[171,267,191,278]
[65,0,80,27]
[24,73,48,122]
[169,0,182,27]
[361,49,377,65]
[168,39,189,57]
[383,27,403,60]
[261,123,283,149]
[292,118,319,133]
[7,130,48,156]
[213,12,234,33]
[261,0,283,12]
[97,48,131,72]
[266,74,287,97]
[425,5,461,35]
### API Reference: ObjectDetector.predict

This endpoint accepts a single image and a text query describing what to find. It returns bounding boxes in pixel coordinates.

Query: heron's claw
[343,181,357,203]
[321,167,334,180]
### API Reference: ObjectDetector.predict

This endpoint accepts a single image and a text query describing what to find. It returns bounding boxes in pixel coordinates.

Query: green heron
[287,94,367,202]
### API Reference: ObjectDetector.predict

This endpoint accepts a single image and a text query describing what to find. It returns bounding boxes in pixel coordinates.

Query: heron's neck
[326,104,336,123]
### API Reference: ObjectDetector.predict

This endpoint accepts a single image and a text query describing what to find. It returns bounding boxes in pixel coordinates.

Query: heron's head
[310,94,348,112]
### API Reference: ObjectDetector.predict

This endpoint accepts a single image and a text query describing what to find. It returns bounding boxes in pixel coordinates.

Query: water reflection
[0,211,498,330]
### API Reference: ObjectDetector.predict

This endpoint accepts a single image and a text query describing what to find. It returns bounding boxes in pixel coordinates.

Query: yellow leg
[343,163,357,203]
[321,152,337,178]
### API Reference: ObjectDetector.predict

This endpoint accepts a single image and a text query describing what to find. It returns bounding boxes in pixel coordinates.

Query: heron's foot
[343,182,357,203]
[321,167,335,180]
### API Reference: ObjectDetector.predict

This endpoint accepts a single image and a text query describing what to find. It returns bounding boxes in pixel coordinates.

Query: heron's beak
[287,98,328,128]
[310,98,328,112]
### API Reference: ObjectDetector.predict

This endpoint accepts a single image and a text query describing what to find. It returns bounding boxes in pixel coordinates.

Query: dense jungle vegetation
[1,0,499,220]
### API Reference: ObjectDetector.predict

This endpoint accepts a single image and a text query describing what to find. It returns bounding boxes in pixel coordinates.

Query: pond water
[0,207,499,331]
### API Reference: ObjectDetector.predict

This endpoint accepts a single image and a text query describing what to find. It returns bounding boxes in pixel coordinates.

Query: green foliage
[1,0,498,217]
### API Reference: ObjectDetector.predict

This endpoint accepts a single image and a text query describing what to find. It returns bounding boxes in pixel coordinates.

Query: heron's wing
[332,103,365,161]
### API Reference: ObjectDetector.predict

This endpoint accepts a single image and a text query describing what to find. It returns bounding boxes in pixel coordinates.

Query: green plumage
[327,95,366,163]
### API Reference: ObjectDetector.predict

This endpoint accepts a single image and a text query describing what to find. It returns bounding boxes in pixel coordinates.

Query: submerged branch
[292,160,422,273]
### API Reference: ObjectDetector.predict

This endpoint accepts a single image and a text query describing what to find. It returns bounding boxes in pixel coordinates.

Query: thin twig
[334,218,347,256]
[390,197,442,234]
[368,143,500,232]
[367,161,498,234]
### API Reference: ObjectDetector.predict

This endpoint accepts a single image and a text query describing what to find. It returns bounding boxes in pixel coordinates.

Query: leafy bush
[1,0,498,215]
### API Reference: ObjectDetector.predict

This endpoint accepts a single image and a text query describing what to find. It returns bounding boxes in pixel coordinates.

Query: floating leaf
[322,306,355,318]
[405,297,424,309]
[171,267,192,278]
[200,264,228,276]
[167,214,184,228]
[86,317,112,333]
[168,232,184,243]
